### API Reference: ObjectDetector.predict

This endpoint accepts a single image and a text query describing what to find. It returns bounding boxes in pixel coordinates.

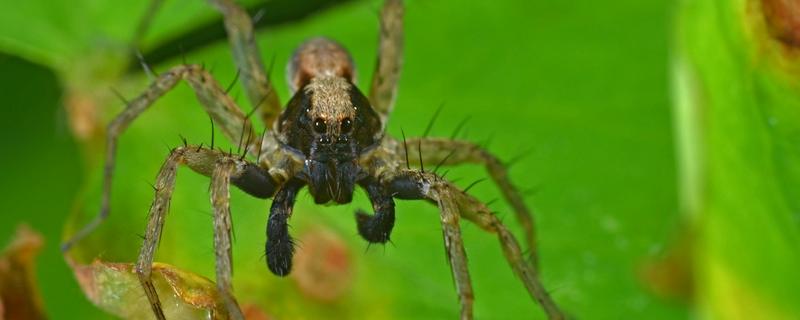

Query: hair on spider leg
[236,122,250,155]
[178,134,188,147]
[245,95,268,120]
[462,178,487,194]
[520,247,540,267]
[224,68,242,94]
[160,140,174,154]
[361,238,374,254]
[401,128,410,169]
[258,53,278,97]
[206,61,219,76]
[491,210,509,224]
[189,207,215,219]
[240,125,254,160]
[433,149,457,175]
[521,185,543,199]
[135,233,147,241]
[208,114,216,149]
[460,127,471,140]
[280,224,301,250]
[450,116,471,139]
[362,239,392,255]
[479,132,496,150]
[252,7,267,24]
[485,198,499,208]
[505,146,536,169]
[255,128,268,159]
[109,87,130,107]
[135,49,157,81]
[417,140,425,173]
[422,101,446,137]
[144,179,158,192]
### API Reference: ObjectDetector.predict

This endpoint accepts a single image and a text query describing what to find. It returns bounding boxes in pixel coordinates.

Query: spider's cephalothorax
[63,0,565,319]
[277,38,382,205]
[264,39,389,277]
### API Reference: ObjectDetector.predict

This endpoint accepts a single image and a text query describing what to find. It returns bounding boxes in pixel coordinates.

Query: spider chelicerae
[62,0,565,319]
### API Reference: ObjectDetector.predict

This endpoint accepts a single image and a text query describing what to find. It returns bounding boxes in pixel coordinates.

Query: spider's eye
[340,118,353,134]
[313,118,327,133]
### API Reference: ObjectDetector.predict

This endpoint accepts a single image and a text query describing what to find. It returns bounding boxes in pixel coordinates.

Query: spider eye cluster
[312,117,354,135]
[340,118,353,133]
[313,118,327,133]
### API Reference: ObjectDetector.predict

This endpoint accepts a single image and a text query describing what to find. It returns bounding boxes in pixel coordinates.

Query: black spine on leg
[355,177,395,244]
[266,178,304,276]
[231,163,277,199]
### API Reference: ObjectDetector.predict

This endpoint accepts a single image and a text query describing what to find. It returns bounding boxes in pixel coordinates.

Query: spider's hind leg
[369,0,404,125]
[135,146,277,320]
[210,0,282,127]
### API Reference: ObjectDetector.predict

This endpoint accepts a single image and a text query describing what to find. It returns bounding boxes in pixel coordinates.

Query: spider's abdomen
[287,37,356,93]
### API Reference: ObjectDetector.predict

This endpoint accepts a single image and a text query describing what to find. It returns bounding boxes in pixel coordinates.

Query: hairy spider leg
[61,64,261,253]
[136,146,277,320]
[64,0,289,253]
[211,158,247,320]
[387,171,473,319]
[405,137,540,267]
[355,176,396,243]
[387,170,566,320]
[369,0,404,127]
[210,0,282,127]
[266,178,305,276]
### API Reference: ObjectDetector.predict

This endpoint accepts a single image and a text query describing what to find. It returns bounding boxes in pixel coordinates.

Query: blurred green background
[0,0,797,319]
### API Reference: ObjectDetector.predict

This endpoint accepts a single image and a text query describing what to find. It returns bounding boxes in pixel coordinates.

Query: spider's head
[277,38,382,204]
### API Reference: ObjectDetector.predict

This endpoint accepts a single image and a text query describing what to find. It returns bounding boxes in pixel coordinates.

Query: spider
[62,0,564,319]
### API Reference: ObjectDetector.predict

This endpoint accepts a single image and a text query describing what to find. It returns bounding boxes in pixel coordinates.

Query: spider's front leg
[266,178,305,276]
[386,170,566,320]
[355,176,396,243]
[406,137,540,266]
[64,0,280,253]
[61,64,262,252]
[385,171,473,319]
[136,146,278,320]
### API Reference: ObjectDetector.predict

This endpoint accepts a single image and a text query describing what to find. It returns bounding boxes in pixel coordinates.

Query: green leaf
[675,0,800,317]
[70,260,228,319]
[2,0,688,318]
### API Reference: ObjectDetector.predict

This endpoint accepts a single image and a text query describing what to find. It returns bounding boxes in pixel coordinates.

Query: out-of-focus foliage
[674,0,800,318]
[0,0,688,318]
[0,225,46,320]
[70,260,229,319]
